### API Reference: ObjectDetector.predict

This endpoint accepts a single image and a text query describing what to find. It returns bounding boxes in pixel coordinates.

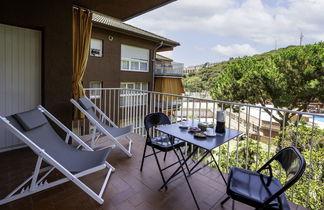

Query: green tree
[182,76,205,92]
[183,61,228,92]
[211,43,324,113]
[207,43,324,209]
[210,42,324,147]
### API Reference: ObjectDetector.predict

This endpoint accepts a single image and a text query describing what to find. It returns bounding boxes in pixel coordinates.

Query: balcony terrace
[1,88,322,209]
[0,133,305,210]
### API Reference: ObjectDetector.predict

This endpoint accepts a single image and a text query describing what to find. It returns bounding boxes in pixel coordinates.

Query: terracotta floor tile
[0,133,306,210]
[115,200,136,210]
[110,188,136,206]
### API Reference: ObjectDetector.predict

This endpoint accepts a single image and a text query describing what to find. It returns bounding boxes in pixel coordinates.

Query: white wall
[0,24,41,152]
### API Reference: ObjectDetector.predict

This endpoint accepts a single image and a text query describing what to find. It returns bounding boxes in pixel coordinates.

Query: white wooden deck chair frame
[0,106,115,205]
[71,97,133,157]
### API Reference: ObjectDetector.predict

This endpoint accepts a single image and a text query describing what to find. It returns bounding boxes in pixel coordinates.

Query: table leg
[210,152,227,185]
[188,149,210,176]
[173,148,200,210]
[162,147,227,186]
[179,148,190,173]
[183,148,228,186]
[159,146,198,190]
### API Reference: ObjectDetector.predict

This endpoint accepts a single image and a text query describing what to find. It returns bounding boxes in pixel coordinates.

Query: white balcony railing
[73,88,324,210]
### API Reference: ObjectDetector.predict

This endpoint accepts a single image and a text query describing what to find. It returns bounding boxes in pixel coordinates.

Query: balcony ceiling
[73,0,176,21]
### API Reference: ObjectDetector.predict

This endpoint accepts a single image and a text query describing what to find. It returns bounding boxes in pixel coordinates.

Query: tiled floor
[0,134,304,210]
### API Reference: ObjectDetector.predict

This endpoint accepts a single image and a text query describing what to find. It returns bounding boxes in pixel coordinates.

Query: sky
[127,0,324,67]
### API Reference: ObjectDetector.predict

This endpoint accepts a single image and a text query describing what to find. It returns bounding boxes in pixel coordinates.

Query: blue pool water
[314,116,324,123]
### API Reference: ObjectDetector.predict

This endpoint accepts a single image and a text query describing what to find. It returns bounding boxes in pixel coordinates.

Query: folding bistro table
[156,120,242,209]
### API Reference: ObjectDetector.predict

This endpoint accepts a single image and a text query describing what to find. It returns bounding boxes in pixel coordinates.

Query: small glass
[155,136,162,142]
[190,117,195,127]
[160,135,168,143]
[206,127,214,135]
[180,120,188,127]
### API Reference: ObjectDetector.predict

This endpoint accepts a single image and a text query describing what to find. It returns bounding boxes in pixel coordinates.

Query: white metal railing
[73,88,323,210]
[185,91,211,99]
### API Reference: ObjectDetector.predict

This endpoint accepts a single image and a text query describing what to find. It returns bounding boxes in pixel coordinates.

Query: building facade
[84,13,179,94]
[0,0,176,151]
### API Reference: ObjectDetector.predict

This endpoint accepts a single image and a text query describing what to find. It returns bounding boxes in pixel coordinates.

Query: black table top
[156,121,242,151]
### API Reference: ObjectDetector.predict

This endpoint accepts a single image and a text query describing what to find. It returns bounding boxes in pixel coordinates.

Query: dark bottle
[215,110,226,133]
[216,121,225,133]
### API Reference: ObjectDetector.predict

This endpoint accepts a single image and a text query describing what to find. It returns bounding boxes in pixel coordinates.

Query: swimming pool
[314,116,324,123]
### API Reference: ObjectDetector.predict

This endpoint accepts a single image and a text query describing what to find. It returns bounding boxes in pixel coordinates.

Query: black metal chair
[140,112,189,190]
[221,146,306,210]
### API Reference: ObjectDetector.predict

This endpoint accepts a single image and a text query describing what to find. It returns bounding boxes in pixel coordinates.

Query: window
[120,82,148,91]
[121,60,129,70]
[121,45,149,72]
[140,62,147,71]
[89,81,102,99]
[120,82,148,107]
[90,39,103,57]
[131,61,139,70]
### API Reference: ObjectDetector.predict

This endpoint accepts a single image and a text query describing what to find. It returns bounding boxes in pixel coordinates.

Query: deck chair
[71,96,133,157]
[0,106,115,205]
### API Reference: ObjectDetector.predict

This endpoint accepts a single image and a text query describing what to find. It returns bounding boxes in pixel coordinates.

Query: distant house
[184,62,218,73]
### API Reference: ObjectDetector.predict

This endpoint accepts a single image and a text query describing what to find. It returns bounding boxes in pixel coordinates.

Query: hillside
[183,45,299,92]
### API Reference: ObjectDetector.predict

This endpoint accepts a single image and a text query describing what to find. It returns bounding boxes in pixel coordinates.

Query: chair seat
[149,135,185,151]
[86,107,132,138]
[102,124,132,138]
[227,167,290,210]
[7,116,111,173]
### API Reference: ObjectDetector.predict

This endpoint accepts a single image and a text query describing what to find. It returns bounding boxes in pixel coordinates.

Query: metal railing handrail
[84,88,324,117]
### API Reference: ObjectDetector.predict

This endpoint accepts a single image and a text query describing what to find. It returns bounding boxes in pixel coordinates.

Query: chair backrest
[76,97,114,129]
[144,112,171,130]
[76,97,100,123]
[78,100,101,124]
[273,146,306,184]
[78,96,95,111]
[144,112,170,139]
[262,146,306,204]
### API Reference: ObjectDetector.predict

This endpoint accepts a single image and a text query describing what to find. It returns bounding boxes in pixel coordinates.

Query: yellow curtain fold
[72,8,92,119]
[154,77,185,95]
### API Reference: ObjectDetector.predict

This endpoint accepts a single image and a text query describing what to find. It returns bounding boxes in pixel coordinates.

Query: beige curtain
[72,8,92,119]
[154,77,185,115]
[154,77,185,95]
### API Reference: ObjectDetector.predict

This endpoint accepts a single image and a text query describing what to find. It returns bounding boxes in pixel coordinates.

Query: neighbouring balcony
[155,62,184,77]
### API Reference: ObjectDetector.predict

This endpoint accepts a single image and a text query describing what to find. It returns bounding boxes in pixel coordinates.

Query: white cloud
[128,0,324,46]
[128,0,235,31]
[212,44,258,58]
